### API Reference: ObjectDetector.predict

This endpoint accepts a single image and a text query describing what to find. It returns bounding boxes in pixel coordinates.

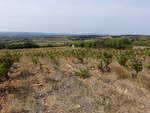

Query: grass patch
[74,69,91,79]
[145,64,150,70]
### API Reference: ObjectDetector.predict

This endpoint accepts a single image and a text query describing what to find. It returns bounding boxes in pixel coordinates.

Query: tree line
[67,38,133,49]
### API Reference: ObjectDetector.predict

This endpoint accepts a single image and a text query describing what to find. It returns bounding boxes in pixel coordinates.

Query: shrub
[130,57,144,77]
[98,51,113,72]
[77,57,84,63]
[31,56,39,65]
[117,53,129,66]
[0,64,7,77]
[0,54,14,69]
[74,69,91,78]
[0,53,19,80]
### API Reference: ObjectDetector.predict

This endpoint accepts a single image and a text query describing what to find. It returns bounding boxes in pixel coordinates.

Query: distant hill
[0,32,108,38]
[0,32,108,44]
[0,32,149,45]
[0,32,64,38]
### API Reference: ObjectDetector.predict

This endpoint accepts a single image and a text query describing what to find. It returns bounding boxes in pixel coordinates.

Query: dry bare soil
[0,48,150,113]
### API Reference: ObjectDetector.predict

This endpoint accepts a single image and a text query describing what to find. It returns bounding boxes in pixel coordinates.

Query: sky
[0,0,150,35]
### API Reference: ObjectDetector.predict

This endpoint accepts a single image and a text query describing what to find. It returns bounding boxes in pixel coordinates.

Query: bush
[117,53,129,66]
[130,57,144,77]
[31,56,39,65]
[0,53,20,80]
[0,54,14,69]
[98,51,113,72]
[0,65,7,77]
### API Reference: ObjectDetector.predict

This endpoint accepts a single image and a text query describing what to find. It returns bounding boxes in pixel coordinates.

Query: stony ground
[0,56,150,113]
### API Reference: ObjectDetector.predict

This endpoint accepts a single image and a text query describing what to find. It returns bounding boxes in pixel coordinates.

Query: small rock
[45,95,56,106]
[103,79,111,83]
[34,93,47,99]
[98,74,102,78]
[140,105,145,109]
[74,104,81,109]
[38,84,43,87]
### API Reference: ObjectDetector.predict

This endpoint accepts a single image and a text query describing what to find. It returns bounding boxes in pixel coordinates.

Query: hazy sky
[0,0,150,35]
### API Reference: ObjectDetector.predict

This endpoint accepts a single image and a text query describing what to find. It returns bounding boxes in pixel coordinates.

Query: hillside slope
[0,52,150,113]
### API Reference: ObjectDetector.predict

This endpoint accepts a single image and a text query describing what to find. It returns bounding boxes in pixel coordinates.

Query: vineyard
[0,47,150,113]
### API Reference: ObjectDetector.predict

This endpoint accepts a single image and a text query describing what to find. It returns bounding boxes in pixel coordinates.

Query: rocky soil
[0,57,150,113]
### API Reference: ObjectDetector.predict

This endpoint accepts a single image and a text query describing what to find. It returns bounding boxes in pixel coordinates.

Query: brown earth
[0,56,150,113]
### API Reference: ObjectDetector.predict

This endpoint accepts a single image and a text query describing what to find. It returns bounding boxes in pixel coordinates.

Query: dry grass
[113,65,131,79]
[0,47,150,113]
[74,69,91,79]
[136,73,150,91]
